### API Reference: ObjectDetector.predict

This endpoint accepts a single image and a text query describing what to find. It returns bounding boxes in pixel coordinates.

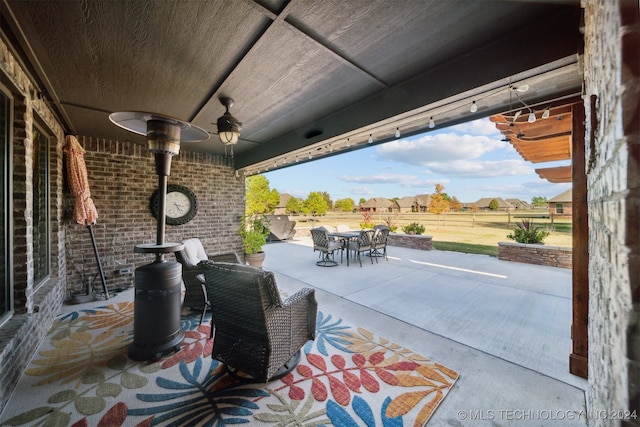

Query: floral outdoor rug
[0,302,458,426]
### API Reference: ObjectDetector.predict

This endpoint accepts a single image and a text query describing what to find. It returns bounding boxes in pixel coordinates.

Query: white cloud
[449,118,501,136]
[426,159,533,178]
[340,173,446,188]
[345,186,374,196]
[375,133,505,165]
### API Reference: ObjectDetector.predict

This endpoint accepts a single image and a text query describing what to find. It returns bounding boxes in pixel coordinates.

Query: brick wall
[64,137,245,296]
[584,0,640,424]
[0,37,67,413]
[497,242,572,269]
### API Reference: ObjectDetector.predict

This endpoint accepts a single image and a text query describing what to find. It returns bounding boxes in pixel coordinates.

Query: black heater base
[128,259,185,361]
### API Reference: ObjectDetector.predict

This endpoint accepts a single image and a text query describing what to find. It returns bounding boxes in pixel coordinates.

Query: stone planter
[386,233,433,251]
[497,241,572,269]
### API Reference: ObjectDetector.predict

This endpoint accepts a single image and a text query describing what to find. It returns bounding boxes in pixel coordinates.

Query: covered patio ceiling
[2,0,583,176]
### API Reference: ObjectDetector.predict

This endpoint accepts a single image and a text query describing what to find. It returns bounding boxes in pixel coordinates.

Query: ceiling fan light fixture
[216,97,241,145]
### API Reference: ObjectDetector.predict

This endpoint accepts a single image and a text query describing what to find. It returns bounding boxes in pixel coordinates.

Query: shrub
[402,222,425,235]
[507,219,549,244]
[360,211,375,229]
[383,215,399,232]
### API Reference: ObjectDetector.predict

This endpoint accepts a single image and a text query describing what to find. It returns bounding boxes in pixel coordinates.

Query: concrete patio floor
[262,236,588,426]
[54,236,588,426]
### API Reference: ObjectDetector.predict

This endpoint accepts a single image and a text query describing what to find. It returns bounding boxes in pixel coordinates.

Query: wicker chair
[175,238,241,325]
[371,225,390,261]
[199,261,317,382]
[310,227,343,267]
[346,229,375,267]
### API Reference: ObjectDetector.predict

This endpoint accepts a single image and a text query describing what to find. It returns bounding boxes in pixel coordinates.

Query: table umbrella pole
[87,224,110,299]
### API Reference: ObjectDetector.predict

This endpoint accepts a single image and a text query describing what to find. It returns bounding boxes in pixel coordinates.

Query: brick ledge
[497,241,572,269]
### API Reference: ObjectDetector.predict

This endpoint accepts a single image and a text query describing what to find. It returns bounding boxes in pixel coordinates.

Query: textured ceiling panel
[2,0,583,171]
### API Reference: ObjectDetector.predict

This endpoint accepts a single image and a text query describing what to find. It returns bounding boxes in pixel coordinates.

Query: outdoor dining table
[328,231,361,266]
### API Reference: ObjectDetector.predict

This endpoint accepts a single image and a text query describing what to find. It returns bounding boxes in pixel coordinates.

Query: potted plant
[239,214,270,267]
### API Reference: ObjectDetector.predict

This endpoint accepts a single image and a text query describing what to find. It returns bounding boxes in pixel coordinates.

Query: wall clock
[150,184,198,225]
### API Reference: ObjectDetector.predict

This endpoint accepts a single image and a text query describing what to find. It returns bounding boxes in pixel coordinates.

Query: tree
[285,197,301,214]
[531,196,548,208]
[245,175,279,214]
[488,199,500,210]
[428,183,450,215]
[303,191,328,216]
[334,198,355,212]
[449,196,462,212]
[359,197,367,206]
[320,192,333,211]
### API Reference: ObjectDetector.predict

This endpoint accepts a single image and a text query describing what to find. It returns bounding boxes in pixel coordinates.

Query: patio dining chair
[310,227,344,267]
[371,225,390,261]
[174,238,241,326]
[199,261,317,382]
[347,229,375,267]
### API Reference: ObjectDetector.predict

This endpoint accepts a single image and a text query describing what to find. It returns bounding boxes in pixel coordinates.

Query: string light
[346,138,351,147]
[513,110,522,121]
[308,153,312,160]
[395,128,400,138]
[428,117,435,128]
[542,107,550,119]
[368,134,373,144]
[528,111,536,123]
[470,101,478,113]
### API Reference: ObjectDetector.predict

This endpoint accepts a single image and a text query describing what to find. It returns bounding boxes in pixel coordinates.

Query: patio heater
[109,112,209,361]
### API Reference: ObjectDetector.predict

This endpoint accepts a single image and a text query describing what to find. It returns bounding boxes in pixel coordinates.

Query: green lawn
[295,211,573,256]
[431,241,499,257]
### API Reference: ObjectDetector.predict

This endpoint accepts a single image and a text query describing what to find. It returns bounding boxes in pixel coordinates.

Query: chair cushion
[328,240,342,251]
[182,238,208,264]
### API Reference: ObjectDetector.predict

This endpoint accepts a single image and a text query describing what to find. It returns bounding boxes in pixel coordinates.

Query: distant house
[473,197,515,211]
[414,194,432,212]
[360,197,394,213]
[274,193,294,214]
[395,196,416,213]
[548,189,572,217]
[506,199,531,210]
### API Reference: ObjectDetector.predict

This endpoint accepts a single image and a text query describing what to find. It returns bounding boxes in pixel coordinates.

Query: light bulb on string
[368,134,373,144]
[395,128,400,138]
[428,117,435,129]
[542,107,550,119]
[528,111,536,123]
[346,138,351,147]
[513,110,522,121]
[470,101,478,113]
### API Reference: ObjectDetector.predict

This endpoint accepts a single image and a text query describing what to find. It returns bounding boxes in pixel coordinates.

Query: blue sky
[263,118,571,204]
